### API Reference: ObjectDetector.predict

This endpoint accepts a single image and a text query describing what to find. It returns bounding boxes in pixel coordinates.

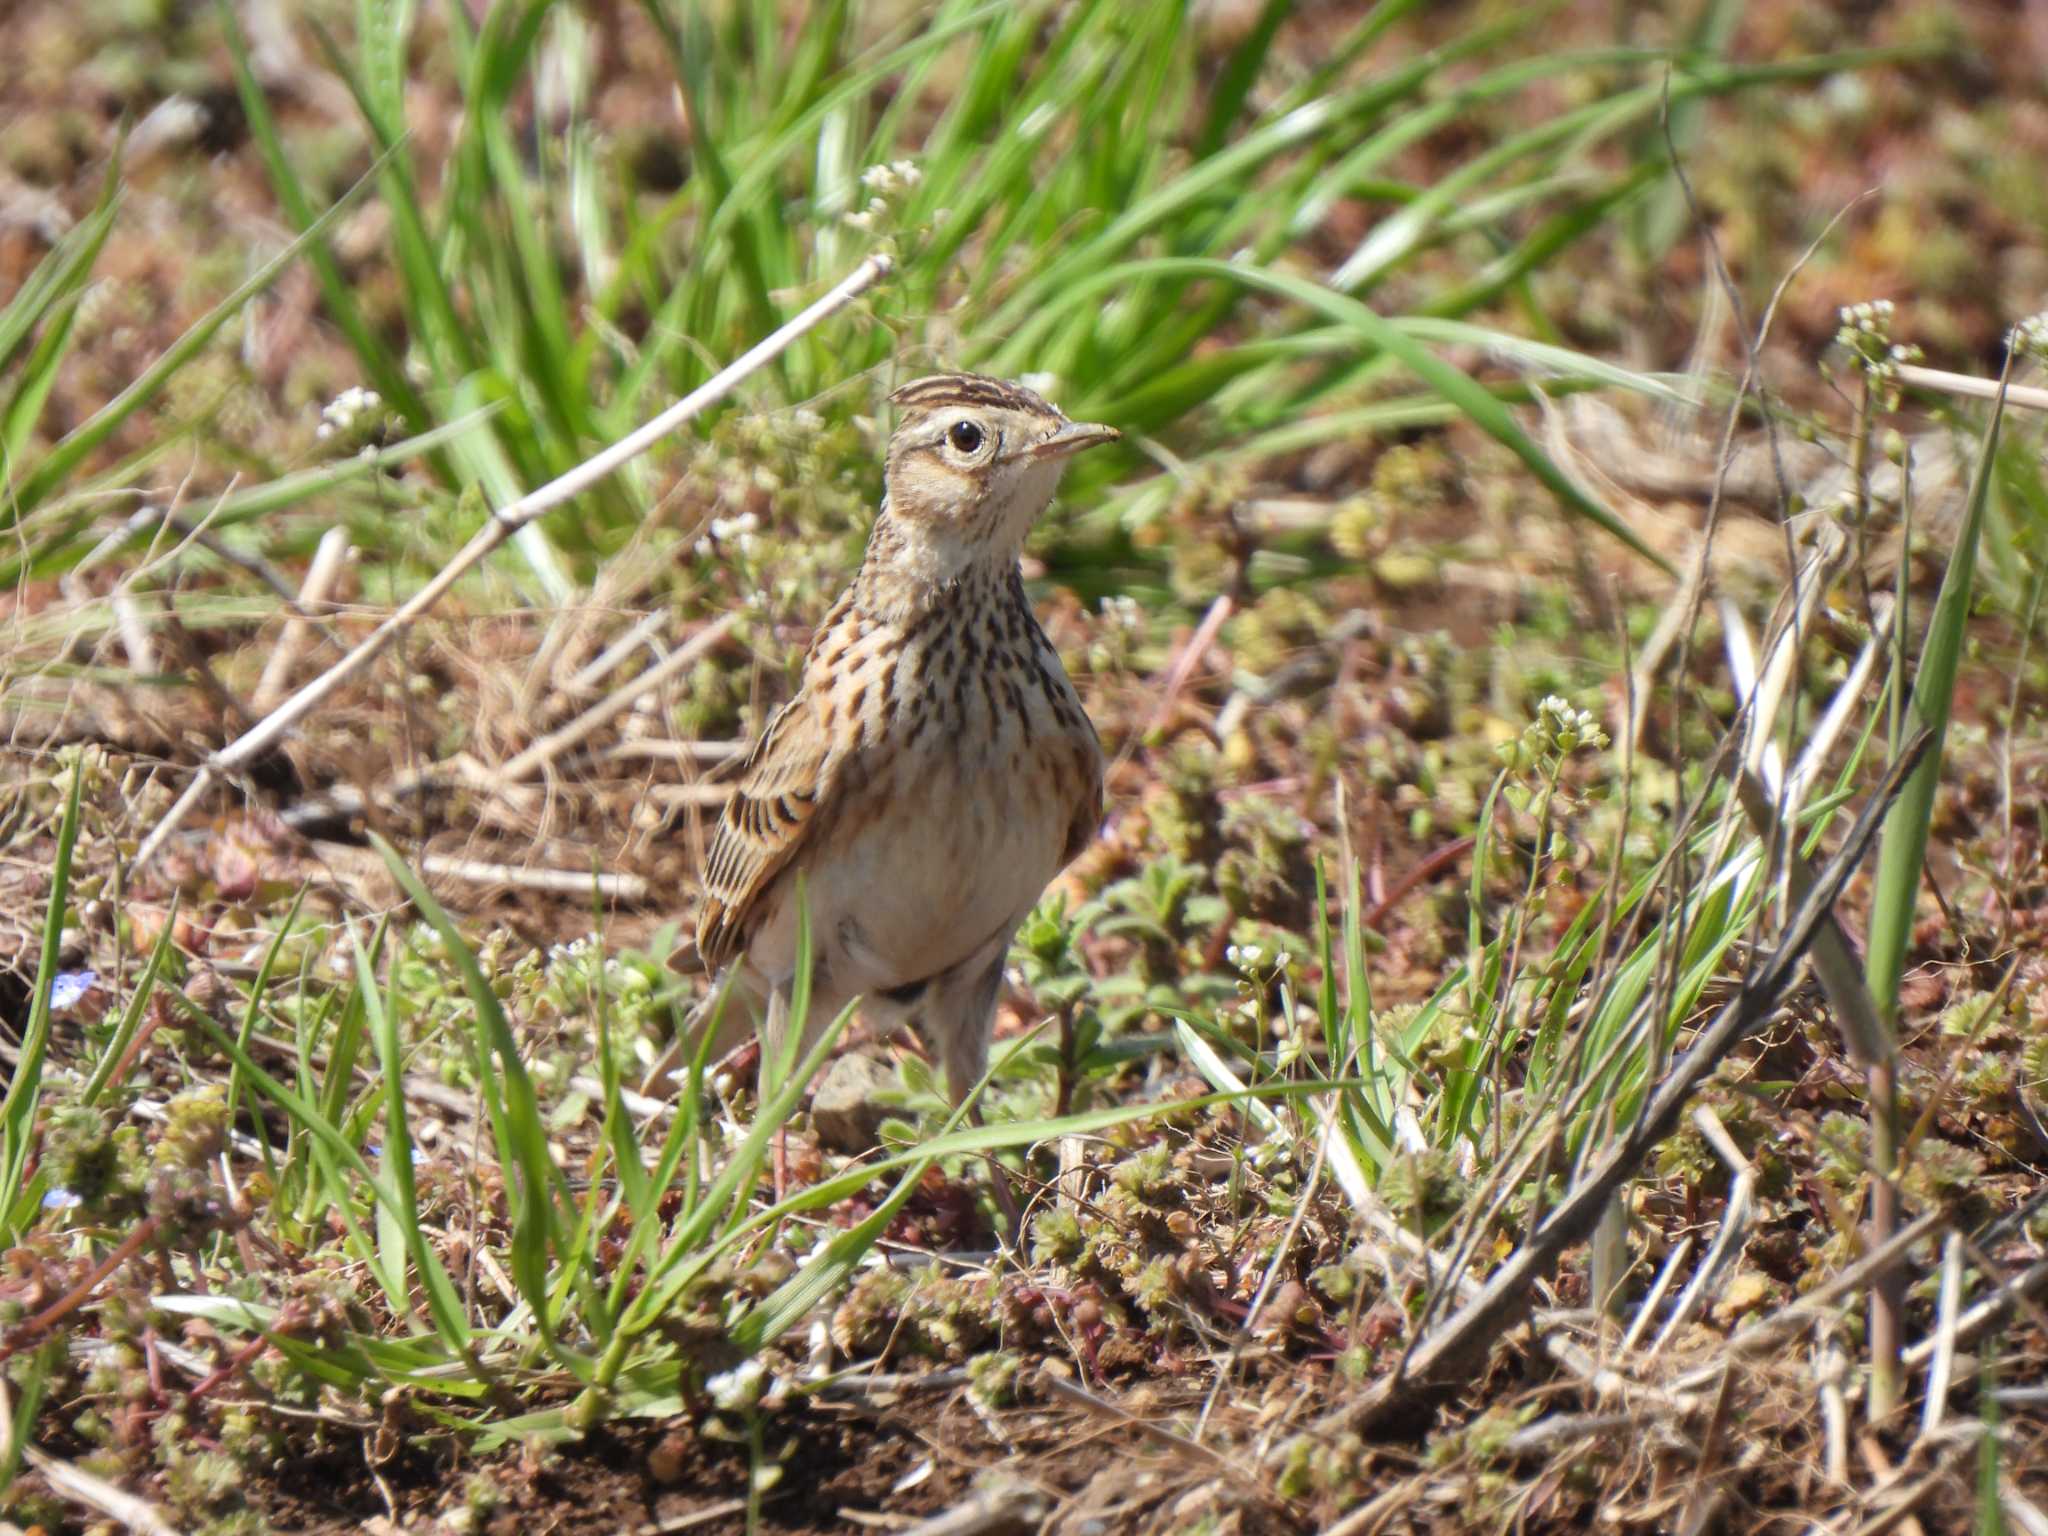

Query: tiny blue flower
[50,970,97,1010]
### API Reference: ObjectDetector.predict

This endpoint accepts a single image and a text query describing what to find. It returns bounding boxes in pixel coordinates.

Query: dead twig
[1646,1106,1756,1357]
[132,253,893,872]
[1896,362,2048,413]
[1037,1369,1242,1475]
[1841,1433,1980,1536]
[413,853,649,902]
[1900,1249,2048,1373]
[1720,1208,1945,1364]
[561,608,673,698]
[15,1446,187,1536]
[1135,591,1233,748]
[889,1479,1049,1536]
[2,1371,185,1536]
[252,524,350,712]
[1619,1234,1693,1353]
[494,613,741,785]
[1916,1231,1966,1442]
[1292,730,1929,1442]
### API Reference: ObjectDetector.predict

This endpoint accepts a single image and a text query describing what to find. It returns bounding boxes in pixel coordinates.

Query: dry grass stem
[1900,1250,2048,1372]
[1621,1233,1695,1353]
[412,853,648,901]
[1299,731,1926,1441]
[890,1479,1049,1536]
[1897,361,2048,412]
[130,253,893,872]
[251,523,350,712]
[560,609,675,696]
[1035,1371,1242,1474]
[2000,1482,2048,1536]
[494,612,741,784]
[603,739,746,766]
[1647,1107,1757,1356]
[1724,1209,1947,1362]
[1917,1231,1966,1441]
[1817,1339,1853,1485]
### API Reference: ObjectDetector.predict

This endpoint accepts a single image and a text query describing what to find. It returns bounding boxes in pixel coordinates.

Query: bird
[675,373,1117,1193]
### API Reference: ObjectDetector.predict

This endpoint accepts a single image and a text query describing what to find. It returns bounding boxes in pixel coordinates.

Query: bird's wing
[696,693,838,973]
[1056,696,1106,869]
[1061,771,1104,869]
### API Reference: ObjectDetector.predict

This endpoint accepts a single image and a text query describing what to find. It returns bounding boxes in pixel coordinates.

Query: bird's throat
[854,511,1024,624]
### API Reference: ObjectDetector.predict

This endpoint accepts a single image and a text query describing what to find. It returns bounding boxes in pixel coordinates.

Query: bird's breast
[809,625,1100,992]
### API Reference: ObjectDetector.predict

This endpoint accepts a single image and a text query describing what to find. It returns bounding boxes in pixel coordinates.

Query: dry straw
[130,254,894,872]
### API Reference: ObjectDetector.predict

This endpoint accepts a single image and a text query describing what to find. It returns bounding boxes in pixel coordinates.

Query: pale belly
[746,700,1095,1005]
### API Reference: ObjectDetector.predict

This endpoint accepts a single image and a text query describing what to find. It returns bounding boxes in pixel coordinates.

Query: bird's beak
[1026,420,1121,459]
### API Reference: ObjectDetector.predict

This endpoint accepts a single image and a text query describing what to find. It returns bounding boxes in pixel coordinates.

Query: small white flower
[2010,312,2048,363]
[1100,595,1142,633]
[1528,695,1608,756]
[317,385,383,441]
[706,1357,770,1412]
[858,159,922,196]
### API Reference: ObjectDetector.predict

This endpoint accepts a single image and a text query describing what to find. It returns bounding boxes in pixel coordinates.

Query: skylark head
[880,373,1119,564]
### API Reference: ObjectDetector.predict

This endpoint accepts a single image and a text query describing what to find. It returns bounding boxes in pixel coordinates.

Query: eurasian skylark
[689,373,1116,1125]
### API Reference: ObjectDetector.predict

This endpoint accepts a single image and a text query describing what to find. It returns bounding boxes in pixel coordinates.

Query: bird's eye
[947,420,985,454]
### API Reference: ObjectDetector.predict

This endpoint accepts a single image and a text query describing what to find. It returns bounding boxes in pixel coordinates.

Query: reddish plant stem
[1359,835,1476,932]
[0,1215,161,1360]
[185,1330,278,1405]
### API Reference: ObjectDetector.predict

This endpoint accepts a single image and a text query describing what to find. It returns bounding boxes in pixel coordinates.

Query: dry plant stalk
[130,253,895,872]
[1292,730,1929,1444]
[251,523,351,712]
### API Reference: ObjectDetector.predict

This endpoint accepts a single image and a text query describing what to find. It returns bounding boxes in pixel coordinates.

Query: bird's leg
[945,947,1029,1247]
[764,986,793,1204]
[641,986,716,1098]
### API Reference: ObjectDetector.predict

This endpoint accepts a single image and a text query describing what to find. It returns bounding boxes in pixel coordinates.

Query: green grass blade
[8,153,389,519]
[730,1122,954,1353]
[1865,383,2012,1020]
[1043,256,1671,570]
[1,292,85,488]
[370,835,573,1348]
[219,0,428,433]
[179,1005,505,1388]
[0,1340,60,1498]
[0,756,84,1247]
[354,920,475,1351]
[79,893,180,1108]
[1192,0,1294,159]
[0,159,119,379]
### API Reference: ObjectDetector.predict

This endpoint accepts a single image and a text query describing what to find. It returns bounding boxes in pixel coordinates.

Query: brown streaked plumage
[684,373,1116,1118]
